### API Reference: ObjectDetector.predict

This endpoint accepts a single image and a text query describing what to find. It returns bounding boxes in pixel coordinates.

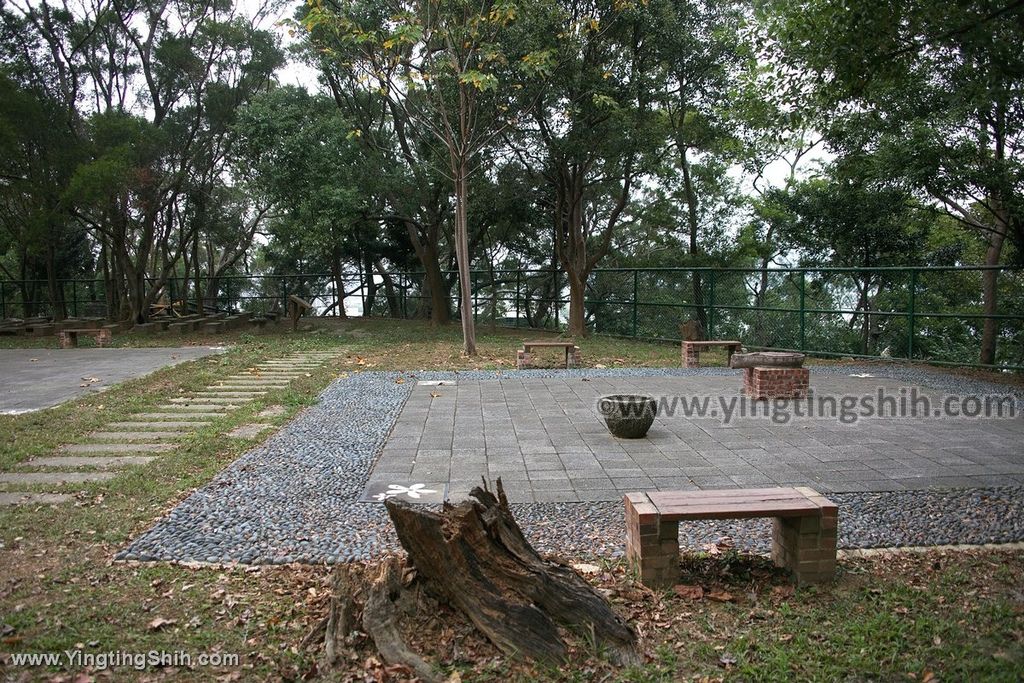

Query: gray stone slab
[0,492,74,505]
[89,431,184,441]
[258,405,287,418]
[152,405,229,412]
[0,347,224,414]
[169,397,253,404]
[63,443,174,454]
[0,471,117,484]
[134,413,219,420]
[105,422,201,430]
[225,423,274,439]
[27,455,157,468]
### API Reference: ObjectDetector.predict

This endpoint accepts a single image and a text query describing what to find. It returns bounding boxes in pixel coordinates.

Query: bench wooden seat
[58,328,112,348]
[682,340,742,368]
[517,340,581,369]
[625,487,838,588]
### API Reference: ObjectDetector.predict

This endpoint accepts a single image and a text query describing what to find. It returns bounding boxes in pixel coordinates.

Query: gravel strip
[117,367,1024,564]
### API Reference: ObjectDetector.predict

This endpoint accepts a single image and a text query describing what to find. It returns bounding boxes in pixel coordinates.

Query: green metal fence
[3,266,1023,370]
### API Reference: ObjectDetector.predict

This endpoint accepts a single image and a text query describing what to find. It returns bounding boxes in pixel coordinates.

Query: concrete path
[0,347,224,414]
[0,351,339,504]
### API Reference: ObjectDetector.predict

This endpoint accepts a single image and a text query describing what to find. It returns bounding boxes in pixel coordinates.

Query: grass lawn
[1,318,1022,681]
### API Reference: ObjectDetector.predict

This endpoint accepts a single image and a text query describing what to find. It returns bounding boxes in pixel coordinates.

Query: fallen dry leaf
[772,585,795,600]
[673,584,704,600]
[707,589,734,603]
[146,617,176,631]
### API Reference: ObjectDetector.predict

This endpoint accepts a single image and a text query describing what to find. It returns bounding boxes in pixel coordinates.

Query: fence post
[71,280,79,317]
[907,269,917,360]
[707,270,716,340]
[515,270,521,328]
[632,269,639,337]
[0,280,4,319]
[799,271,806,352]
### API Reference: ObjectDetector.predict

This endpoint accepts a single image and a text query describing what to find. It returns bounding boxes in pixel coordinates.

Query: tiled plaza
[364,372,1024,503]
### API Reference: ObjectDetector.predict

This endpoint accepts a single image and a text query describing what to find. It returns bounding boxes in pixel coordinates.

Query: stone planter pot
[598,394,657,439]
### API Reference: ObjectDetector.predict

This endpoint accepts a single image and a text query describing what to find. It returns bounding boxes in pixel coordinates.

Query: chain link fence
[3,266,1022,370]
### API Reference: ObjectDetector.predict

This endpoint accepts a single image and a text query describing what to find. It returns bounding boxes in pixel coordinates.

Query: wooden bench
[58,328,113,348]
[730,351,808,400]
[625,487,838,588]
[517,340,581,370]
[682,340,742,368]
[288,295,312,332]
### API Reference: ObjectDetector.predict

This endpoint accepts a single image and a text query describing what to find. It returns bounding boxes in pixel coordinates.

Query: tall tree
[304,0,556,354]
[649,0,746,330]
[509,0,659,337]
[759,0,1024,364]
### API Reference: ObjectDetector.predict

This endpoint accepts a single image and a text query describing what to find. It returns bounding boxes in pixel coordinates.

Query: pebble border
[117,366,1024,564]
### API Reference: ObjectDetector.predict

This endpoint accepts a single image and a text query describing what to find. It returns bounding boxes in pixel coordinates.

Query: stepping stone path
[0,351,338,505]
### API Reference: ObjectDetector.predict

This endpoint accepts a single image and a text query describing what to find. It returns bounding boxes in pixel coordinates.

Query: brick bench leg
[58,331,77,349]
[516,349,530,370]
[682,342,700,368]
[96,329,112,347]
[625,494,680,588]
[566,346,581,369]
[771,511,837,585]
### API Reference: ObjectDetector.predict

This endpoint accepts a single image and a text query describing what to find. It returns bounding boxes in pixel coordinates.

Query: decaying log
[322,565,361,667]
[384,479,639,666]
[362,557,440,683]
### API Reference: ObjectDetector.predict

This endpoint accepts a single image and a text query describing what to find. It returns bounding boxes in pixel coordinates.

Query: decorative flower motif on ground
[373,483,438,501]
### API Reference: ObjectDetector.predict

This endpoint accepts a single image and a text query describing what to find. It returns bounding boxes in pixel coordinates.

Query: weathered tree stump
[384,480,639,666]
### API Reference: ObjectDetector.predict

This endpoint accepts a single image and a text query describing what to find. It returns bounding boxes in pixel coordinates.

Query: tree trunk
[452,164,477,355]
[375,260,401,318]
[980,228,1006,365]
[420,238,451,325]
[193,234,203,316]
[566,270,586,337]
[330,246,348,319]
[384,481,638,665]
[680,147,707,330]
[45,242,66,321]
[362,253,378,317]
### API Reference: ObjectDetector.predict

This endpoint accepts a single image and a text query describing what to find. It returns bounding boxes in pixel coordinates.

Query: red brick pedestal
[743,366,809,400]
[682,342,700,368]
